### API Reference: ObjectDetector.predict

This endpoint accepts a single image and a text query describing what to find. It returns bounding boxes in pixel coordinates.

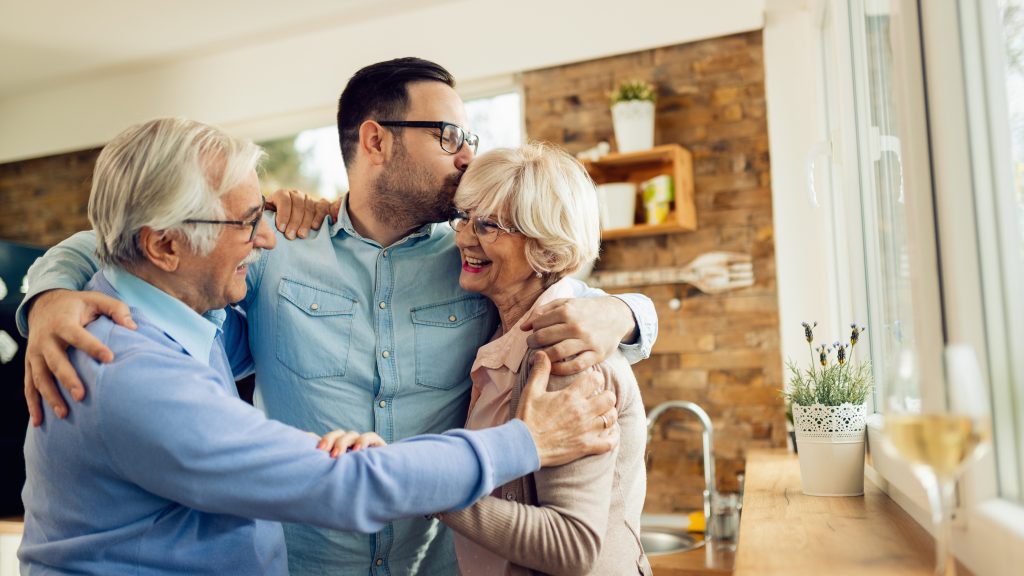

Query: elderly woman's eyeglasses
[377,121,479,154]
[449,210,519,243]
[183,198,265,242]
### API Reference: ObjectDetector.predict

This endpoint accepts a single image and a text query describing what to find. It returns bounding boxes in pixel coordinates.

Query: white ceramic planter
[611,100,655,153]
[792,403,867,496]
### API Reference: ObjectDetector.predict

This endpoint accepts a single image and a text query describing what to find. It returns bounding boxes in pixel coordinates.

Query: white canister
[596,183,637,230]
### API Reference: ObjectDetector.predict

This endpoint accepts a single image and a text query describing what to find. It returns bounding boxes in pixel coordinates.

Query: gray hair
[454,143,600,284]
[88,117,264,268]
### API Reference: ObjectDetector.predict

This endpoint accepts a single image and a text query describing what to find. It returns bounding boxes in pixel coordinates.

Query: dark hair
[336,57,455,169]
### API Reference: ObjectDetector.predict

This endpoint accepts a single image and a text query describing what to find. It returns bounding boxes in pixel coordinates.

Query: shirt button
[379,400,387,408]
[379,301,387,309]
[448,314,457,322]
[310,303,319,311]
[505,493,515,500]
[382,350,390,358]
[382,250,388,258]
[375,558,383,566]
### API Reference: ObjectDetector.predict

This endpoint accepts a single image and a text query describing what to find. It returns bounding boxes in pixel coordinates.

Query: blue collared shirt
[17,204,658,576]
[19,268,540,575]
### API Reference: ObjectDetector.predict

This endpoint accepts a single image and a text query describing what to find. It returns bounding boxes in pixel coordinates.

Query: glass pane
[988,0,1024,500]
[464,91,522,155]
[259,126,348,201]
[850,0,917,405]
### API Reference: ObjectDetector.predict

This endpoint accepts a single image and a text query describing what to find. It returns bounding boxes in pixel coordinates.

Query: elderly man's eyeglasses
[183,197,265,242]
[449,210,520,243]
[377,121,479,154]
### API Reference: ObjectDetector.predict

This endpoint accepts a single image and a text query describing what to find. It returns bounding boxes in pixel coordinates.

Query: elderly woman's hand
[522,296,637,376]
[317,429,387,457]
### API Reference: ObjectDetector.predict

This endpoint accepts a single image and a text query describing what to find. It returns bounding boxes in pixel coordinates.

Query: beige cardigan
[442,349,653,576]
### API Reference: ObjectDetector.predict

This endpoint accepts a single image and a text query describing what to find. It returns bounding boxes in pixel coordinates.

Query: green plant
[782,322,873,407]
[610,79,657,105]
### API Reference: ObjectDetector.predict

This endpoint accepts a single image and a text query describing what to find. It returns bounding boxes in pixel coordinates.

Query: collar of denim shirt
[102,266,225,365]
[329,194,439,245]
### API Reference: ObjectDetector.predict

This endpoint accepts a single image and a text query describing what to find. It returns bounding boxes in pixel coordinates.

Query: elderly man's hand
[522,296,637,376]
[24,289,136,426]
[515,354,618,467]
[265,189,332,240]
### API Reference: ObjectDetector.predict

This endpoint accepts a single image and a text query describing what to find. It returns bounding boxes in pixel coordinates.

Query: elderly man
[18,118,617,576]
[19,58,658,575]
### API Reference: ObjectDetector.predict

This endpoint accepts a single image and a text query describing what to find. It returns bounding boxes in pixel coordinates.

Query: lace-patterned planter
[792,403,867,496]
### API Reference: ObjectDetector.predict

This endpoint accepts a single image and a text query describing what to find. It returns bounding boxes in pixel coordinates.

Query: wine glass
[881,345,991,575]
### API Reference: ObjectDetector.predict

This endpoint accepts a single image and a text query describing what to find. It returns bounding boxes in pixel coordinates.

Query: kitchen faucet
[646,401,717,540]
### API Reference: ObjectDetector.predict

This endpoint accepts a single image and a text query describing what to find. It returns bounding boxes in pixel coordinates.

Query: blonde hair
[89,117,264,267]
[454,143,600,283]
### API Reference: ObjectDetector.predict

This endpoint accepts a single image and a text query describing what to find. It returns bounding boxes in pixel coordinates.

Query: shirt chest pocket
[410,296,492,390]
[276,279,357,379]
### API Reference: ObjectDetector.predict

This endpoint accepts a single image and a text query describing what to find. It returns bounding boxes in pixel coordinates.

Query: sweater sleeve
[442,363,622,576]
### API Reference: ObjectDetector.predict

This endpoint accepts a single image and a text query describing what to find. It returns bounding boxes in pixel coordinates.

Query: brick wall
[1,30,785,513]
[0,149,99,247]
[523,31,786,512]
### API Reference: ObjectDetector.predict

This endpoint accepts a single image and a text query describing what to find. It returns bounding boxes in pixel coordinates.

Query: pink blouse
[454,279,576,576]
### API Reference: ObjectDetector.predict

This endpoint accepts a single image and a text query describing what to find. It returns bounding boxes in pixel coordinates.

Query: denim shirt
[17,202,658,576]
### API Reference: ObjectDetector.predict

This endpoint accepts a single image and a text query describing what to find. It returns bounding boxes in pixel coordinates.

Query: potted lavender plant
[782,322,873,496]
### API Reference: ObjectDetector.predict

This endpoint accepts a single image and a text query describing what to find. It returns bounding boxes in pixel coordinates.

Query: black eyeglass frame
[183,197,266,242]
[377,120,480,154]
[448,210,520,243]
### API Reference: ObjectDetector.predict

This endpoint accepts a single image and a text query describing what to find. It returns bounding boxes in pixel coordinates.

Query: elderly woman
[440,143,651,576]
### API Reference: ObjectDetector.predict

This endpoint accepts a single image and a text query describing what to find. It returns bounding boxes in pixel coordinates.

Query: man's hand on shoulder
[24,289,135,426]
[265,189,332,240]
[515,354,618,467]
[522,296,636,376]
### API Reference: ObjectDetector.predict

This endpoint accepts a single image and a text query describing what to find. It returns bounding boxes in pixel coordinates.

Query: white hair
[88,117,264,268]
[454,143,600,284]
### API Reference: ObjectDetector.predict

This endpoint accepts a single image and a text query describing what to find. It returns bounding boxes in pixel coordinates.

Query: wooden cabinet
[582,144,696,239]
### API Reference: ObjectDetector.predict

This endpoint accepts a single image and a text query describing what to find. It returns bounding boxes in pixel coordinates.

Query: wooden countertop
[0,516,23,535]
[648,537,735,576]
[734,450,971,576]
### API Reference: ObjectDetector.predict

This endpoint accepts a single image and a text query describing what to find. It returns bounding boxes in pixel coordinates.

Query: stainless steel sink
[640,527,704,556]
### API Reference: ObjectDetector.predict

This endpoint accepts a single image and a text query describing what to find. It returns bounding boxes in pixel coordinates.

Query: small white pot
[792,403,867,496]
[611,100,655,153]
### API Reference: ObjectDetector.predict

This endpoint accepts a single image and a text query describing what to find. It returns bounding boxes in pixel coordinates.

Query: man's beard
[370,144,462,231]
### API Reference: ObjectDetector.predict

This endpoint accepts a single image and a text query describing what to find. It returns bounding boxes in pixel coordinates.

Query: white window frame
[922,0,1024,572]
[814,0,1024,572]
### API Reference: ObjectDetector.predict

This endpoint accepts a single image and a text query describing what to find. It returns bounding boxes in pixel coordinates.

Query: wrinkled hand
[318,429,387,457]
[24,289,136,426]
[521,296,636,376]
[265,189,332,240]
[516,354,618,467]
[681,251,754,294]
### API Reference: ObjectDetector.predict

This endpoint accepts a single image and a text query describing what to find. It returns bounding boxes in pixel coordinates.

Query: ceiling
[0,0,453,99]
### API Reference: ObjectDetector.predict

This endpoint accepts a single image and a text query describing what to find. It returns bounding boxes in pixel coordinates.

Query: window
[464,91,523,155]
[813,0,1024,571]
[259,126,347,201]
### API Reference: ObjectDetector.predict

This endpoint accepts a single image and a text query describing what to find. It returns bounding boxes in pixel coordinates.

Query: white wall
[762,0,837,378]
[0,0,765,163]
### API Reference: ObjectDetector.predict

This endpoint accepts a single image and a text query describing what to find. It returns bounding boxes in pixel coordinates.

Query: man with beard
[19,58,658,576]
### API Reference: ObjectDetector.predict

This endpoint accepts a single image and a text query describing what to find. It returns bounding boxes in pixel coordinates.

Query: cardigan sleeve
[441,362,623,576]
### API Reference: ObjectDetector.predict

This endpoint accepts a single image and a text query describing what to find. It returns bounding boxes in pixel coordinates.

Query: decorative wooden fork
[588,251,755,294]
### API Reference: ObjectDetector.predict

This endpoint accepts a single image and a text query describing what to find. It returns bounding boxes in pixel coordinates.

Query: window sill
[734,449,972,575]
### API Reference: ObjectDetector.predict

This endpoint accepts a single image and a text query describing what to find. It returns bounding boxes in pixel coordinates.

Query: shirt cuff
[15,277,84,337]
[611,293,657,363]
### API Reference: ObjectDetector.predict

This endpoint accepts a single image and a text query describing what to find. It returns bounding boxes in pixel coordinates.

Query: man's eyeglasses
[377,121,479,155]
[449,210,519,243]
[183,197,265,242]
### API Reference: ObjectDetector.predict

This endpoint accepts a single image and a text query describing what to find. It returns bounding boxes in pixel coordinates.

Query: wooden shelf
[582,144,696,239]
